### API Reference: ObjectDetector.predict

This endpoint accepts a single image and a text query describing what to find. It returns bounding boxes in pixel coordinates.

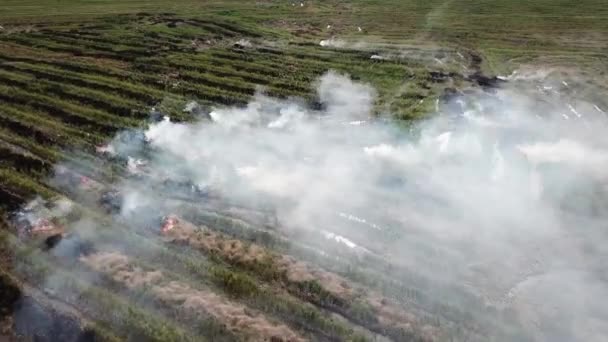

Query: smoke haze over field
[19,70,608,341]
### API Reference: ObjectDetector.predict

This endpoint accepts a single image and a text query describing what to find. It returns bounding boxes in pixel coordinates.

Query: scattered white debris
[370,54,387,60]
[567,104,582,118]
[183,101,199,113]
[456,51,464,59]
[562,81,569,87]
[234,39,252,48]
[338,212,382,230]
[435,99,440,112]
[542,85,553,91]
[208,111,220,122]
[357,26,362,32]
[0,25,4,31]
[96,144,116,156]
[127,157,148,175]
[562,113,570,120]
[319,38,346,48]
[363,143,395,157]
[435,131,452,153]
[593,104,606,114]
[300,2,304,7]
[497,75,508,81]
[236,165,257,177]
[326,25,331,29]
[321,230,357,248]
[434,58,445,65]
[518,139,608,168]
[347,120,366,126]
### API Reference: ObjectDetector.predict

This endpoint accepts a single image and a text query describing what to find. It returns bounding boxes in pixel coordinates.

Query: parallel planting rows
[0,12,505,342]
[0,12,460,207]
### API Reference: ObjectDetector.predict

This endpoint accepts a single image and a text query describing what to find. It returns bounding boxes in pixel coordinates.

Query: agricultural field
[0,1,607,341]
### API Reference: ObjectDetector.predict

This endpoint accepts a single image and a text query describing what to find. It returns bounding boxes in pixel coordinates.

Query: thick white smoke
[103,70,608,341]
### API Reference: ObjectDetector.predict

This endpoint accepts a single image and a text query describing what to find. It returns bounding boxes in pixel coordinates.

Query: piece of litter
[593,104,606,114]
[183,101,199,113]
[567,104,582,118]
[357,26,362,32]
[338,212,383,230]
[347,120,366,126]
[436,131,452,153]
[321,230,357,249]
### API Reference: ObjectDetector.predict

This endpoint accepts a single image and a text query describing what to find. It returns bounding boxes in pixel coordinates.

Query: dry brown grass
[81,251,305,342]
[162,217,440,340]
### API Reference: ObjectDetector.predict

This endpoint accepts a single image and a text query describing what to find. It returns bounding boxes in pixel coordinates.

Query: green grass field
[0,1,606,341]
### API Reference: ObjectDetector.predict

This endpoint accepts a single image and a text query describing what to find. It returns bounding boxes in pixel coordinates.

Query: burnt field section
[0,14,499,342]
[0,10,577,342]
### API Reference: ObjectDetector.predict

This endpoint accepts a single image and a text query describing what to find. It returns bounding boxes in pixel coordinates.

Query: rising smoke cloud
[19,70,608,341]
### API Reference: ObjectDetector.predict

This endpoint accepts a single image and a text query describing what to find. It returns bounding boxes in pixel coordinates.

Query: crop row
[0,232,203,342]
[0,81,136,135]
[0,101,100,147]
[0,67,148,119]
[177,203,506,337]
[161,217,440,341]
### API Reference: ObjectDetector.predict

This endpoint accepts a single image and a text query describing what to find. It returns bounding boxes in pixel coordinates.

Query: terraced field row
[0,11,480,341]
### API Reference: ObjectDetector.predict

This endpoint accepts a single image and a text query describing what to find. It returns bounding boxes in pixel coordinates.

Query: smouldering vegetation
[0,0,606,341]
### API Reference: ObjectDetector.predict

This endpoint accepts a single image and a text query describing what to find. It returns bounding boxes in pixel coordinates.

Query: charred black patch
[50,234,95,260]
[428,71,460,83]
[0,187,26,212]
[43,234,63,250]
[166,19,185,29]
[468,51,483,72]
[467,72,507,90]
[439,87,461,102]
[13,296,100,342]
[99,190,122,214]
[0,272,22,317]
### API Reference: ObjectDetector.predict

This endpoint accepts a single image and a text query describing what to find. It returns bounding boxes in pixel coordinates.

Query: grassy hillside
[0,1,606,341]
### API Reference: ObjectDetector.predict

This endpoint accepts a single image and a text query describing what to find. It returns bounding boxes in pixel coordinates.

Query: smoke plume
[16,69,608,341]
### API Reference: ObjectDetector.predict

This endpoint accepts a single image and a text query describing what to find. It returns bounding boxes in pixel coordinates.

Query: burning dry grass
[161,216,439,341]
[80,251,305,342]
